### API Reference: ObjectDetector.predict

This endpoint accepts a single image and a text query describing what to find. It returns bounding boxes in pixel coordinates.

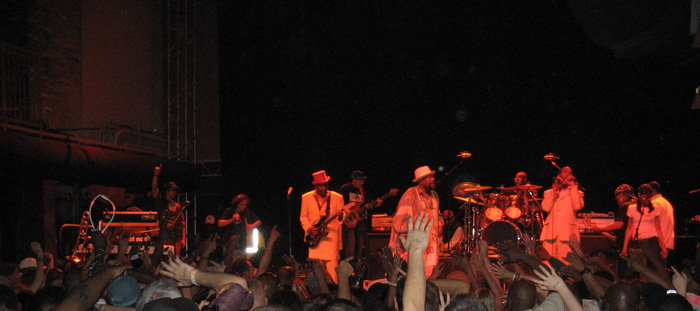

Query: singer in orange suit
[540,166,584,261]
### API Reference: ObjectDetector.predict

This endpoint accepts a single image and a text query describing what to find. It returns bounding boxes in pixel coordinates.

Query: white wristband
[190,269,199,286]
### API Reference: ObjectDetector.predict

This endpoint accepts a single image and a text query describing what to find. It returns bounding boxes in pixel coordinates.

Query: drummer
[507,171,539,205]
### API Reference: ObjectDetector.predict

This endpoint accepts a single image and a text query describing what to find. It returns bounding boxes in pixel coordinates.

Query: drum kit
[450,182,545,255]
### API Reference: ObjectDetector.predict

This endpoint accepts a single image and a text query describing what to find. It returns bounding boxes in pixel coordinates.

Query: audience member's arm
[532,264,583,311]
[115,232,132,266]
[399,214,433,311]
[455,255,479,293]
[585,253,618,282]
[336,257,354,300]
[621,249,673,289]
[29,242,46,293]
[380,246,404,309]
[311,259,331,294]
[671,266,689,297]
[497,243,545,273]
[255,226,280,277]
[281,254,300,280]
[197,233,218,271]
[55,265,130,311]
[565,252,605,300]
[473,240,504,310]
[161,256,247,291]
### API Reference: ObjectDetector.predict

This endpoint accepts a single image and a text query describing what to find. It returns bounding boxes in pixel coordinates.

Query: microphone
[457,151,472,158]
[287,187,293,198]
[181,200,191,208]
[543,153,559,161]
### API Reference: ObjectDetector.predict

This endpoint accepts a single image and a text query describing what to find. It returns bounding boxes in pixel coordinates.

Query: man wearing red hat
[389,166,443,278]
[300,170,346,283]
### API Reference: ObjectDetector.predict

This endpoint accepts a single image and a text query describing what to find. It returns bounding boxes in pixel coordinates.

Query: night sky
[217,0,700,258]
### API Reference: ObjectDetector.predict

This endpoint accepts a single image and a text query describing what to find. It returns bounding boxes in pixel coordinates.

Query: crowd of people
[0,165,696,311]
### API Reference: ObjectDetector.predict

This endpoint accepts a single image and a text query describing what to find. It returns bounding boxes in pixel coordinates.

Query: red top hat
[312,170,331,185]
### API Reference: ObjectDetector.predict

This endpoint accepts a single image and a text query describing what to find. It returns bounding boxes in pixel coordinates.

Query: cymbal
[515,184,542,190]
[495,185,518,191]
[452,182,492,197]
[453,196,485,205]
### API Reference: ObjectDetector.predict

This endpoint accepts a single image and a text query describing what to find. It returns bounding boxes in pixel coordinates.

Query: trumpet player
[539,166,584,261]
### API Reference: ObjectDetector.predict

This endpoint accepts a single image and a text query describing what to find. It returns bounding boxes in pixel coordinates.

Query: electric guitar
[305,209,346,248]
[343,188,399,228]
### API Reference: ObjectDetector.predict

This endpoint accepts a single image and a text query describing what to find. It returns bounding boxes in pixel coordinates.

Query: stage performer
[219,194,262,255]
[622,184,666,269]
[389,165,443,278]
[300,170,345,283]
[540,166,584,261]
[339,170,382,260]
[152,165,186,255]
[590,184,636,249]
[649,181,675,262]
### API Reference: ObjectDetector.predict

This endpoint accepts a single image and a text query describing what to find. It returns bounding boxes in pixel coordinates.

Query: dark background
[217,0,700,259]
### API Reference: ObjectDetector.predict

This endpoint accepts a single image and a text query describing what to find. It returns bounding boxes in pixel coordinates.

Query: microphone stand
[287,191,293,256]
[436,152,471,186]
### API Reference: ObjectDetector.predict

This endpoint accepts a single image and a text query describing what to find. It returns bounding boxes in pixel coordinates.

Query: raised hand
[269,225,281,242]
[671,266,689,296]
[560,265,583,283]
[399,214,433,254]
[620,249,646,273]
[30,241,43,256]
[564,251,586,271]
[161,256,196,287]
[488,262,512,280]
[379,246,404,282]
[336,257,354,279]
[532,264,566,292]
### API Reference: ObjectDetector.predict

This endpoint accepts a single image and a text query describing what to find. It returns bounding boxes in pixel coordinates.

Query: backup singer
[390,166,442,278]
[540,166,584,261]
[152,165,186,254]
[622,184,666,268]
[218,194,262,254]
[300,170,345,283]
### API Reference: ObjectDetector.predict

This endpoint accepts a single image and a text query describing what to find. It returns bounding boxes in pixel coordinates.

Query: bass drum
[480,220,522,248]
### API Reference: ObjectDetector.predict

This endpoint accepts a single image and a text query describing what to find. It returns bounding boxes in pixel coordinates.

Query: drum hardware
[452,182,492,197]
[436,151,472,186]
[514,183,543,190]
[544,153,561,170]
[453,196,485,205]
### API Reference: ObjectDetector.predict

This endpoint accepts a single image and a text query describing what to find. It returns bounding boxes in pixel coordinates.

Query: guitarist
[339,170,383,260]
[300,170,345,284]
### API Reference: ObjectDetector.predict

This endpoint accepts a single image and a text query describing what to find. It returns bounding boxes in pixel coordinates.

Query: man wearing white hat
[300,170,346,283]
[389,166,443,278]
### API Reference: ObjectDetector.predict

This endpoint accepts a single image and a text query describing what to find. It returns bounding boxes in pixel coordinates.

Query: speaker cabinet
[365,232,391,280]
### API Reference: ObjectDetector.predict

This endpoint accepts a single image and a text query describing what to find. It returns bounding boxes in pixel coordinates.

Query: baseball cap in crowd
[107,275,141,307]
[211,283,254,311]
[19,258,37,271]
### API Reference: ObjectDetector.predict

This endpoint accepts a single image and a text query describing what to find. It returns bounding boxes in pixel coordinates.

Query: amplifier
[577,212,615,233]
[371,214,393,232]
[103,211,159,223]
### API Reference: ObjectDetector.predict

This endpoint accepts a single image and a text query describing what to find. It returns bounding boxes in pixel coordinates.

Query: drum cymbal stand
[458,194,481,255]
[524,189,544,236]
